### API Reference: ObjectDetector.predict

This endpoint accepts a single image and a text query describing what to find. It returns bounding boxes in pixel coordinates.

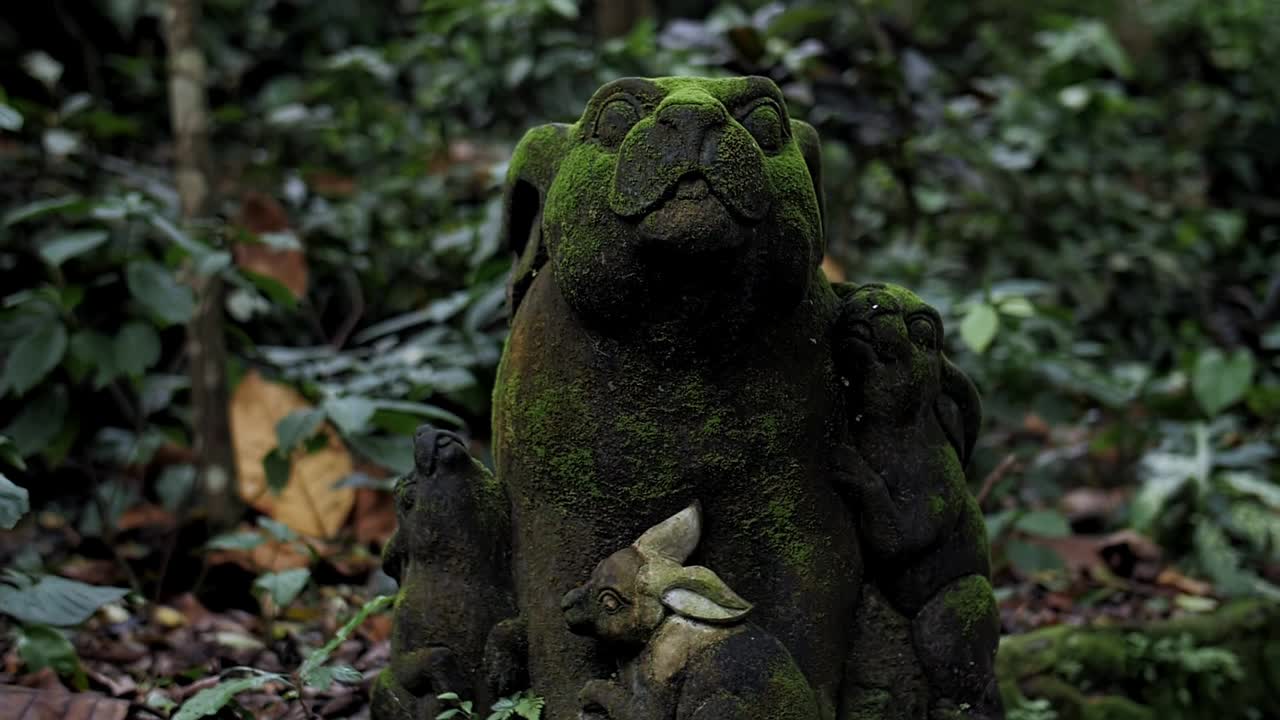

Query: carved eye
[740,102,784,153]
[908,316,937,348]
[594,98,640,148]
[598,590,623,614]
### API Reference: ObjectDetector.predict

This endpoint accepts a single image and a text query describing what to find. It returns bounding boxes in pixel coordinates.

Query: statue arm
[832,443,941,560]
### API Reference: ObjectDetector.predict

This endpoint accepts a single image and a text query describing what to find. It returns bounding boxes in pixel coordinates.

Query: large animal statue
[562,502,820,720]
[491,75,861,718]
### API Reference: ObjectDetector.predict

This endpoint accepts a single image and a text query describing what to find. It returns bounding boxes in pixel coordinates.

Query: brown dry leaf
[304,170,357,198]
[233,192,308,298]
[230,371,355,539]
[353,488,397,546]
[0,685,129,720]
[1059,488,1128,524]
[1031,529,1162,580]
[1156,567,1214,596]
[820,255,846,283]
[115,503,176,532]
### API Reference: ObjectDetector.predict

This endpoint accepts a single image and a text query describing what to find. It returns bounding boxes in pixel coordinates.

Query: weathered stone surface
[493,75,860,718]
[832,283,1001,718]
[371,427,518,720]
[377,76,1003,720]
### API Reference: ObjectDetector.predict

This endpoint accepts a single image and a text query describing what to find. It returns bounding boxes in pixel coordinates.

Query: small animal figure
[831,283,1002,719]
[561,502,821,720]
[371,426,520,720]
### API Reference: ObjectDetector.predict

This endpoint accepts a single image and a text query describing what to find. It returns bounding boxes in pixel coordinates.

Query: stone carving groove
[374,76,1002,720]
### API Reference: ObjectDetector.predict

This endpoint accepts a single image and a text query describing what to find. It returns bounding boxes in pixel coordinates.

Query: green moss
[943,575,996,636]
[929,494,947,517]
[762,654,821,720]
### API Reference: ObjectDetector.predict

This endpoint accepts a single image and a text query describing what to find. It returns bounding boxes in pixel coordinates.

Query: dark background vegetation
[0,1,1278,718]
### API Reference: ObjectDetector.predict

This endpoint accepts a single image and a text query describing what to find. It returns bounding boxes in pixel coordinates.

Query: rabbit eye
[908,316,936,348]
[598,590,624,614]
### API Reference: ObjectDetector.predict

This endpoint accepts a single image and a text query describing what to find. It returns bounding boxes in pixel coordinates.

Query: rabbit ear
[659,565,752,624]
[634,501,702,564]
[937,356,982,467]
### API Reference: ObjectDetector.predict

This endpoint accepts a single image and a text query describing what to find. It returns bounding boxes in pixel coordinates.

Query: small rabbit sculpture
[561,502,820,720]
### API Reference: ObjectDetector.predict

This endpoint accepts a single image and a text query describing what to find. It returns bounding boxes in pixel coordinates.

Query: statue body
[376,76,1001,720]
[492,76,858,717]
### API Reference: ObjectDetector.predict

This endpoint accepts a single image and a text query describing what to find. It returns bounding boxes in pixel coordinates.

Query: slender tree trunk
[164,0,239,528]
[594,0,654,39]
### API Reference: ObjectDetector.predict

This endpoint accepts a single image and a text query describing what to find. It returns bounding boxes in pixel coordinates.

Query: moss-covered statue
[376,75,1001,720]
[371,427,520,720]
[832,284,1001,719]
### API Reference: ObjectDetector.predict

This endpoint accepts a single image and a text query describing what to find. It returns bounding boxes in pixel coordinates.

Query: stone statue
[375,75,1002,720]
[371,427,520,720]
[563,502,820,720]
[831,284,1001,719]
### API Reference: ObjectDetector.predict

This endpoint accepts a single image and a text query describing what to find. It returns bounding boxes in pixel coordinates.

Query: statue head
[381,425,490,580]
[501,76,825,334]
[560,502,752,651]
[834,283,982,464]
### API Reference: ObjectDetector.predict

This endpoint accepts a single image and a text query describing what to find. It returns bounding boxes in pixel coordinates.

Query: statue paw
[578,679,629,719]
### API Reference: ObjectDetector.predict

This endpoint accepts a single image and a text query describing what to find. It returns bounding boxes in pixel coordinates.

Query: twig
[976,452,1019,507]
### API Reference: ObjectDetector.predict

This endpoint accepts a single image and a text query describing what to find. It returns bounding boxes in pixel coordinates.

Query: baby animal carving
[832,284,1001,719]
[562,503,820,720]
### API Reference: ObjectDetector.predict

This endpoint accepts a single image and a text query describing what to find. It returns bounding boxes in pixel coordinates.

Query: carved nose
[561,587,585,612]
[654,102,726,163]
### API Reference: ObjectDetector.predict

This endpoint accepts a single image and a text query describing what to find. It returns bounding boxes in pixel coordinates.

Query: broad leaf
[126,260,195,326]
[173,673,285,720]
[38,230,109,266]
[3,386,68,457]
[960,302,999,353]
[0,435,25,470]
[263,449,292,492]
[1,321,67,396]
[205,531,266,551]
[1193,348,1254,416]
[3,195,85,226]
[0,575,129,626]
[1014,509,1072,538]
[0,473,29,529]
[323,395,377,435]
[114,322,161,378]
[276,408,325,452]
[16,624,84,688]
[253,568,310,607]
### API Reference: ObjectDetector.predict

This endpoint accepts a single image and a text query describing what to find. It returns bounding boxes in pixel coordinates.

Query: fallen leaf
[115,503,176,532]
[820,255,846,283]
[233,192,308,298]
[230,371,355,539]
[1156,567,1214,596]
[0,684,128,720]
[352,488,396,546]
[1059,487,1128,523]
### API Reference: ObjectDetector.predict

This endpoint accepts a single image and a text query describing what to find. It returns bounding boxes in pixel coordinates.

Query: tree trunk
[594,0,654,39]
[998,600,1280,720]
[163,0,239,529]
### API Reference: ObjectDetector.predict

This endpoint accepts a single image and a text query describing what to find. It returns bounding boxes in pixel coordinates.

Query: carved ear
[659,565,752,624]
[791,119,825,257]
[502,124,571,318]
[634,501,702,564]
[937,357,982,467]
